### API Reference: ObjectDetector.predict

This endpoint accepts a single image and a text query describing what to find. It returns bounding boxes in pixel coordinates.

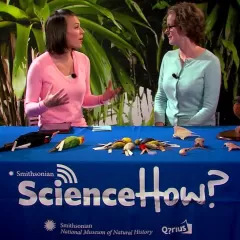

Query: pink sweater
[25,51,104,126]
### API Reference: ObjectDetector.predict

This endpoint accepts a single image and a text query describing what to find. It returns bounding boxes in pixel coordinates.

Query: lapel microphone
[172,73,179,79]
[71,73,77,78]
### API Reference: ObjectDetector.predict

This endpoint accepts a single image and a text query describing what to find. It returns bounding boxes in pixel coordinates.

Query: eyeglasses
[165,25,177,31]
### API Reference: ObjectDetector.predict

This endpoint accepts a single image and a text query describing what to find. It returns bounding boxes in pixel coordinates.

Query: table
[0,126,239,240]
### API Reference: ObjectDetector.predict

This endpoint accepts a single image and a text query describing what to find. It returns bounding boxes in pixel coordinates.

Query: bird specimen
[49,136,84,152]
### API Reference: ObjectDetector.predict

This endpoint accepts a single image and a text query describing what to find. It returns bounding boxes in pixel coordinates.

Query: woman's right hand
[155,122,165,126]
[43,85,69,108]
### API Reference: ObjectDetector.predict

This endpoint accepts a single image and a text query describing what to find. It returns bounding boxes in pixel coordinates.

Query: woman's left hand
[102,81,121,101]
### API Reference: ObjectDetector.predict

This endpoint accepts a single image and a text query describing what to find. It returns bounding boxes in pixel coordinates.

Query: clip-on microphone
[172,73,179,79]
[71,73,77,78]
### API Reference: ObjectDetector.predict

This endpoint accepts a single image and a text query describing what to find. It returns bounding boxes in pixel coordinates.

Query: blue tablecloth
[0,126,240,240]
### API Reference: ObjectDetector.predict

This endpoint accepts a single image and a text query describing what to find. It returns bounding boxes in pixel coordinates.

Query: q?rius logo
[162,220,192,235]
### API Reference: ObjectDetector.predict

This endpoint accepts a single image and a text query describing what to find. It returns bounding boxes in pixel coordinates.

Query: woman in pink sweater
[25,9,119,127]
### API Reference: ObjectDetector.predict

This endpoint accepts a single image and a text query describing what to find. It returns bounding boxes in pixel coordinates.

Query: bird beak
[51,131,59,138]
[79,136,84,144]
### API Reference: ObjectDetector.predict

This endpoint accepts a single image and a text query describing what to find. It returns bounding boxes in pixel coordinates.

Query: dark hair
[45,9,76,54]
[167,2,205,45]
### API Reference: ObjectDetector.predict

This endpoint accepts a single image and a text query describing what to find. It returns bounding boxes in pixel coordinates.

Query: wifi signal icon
[56,164,78,184]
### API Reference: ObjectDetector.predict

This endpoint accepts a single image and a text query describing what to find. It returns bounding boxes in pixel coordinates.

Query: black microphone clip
[172,73,179,79]
[71,73,77,78]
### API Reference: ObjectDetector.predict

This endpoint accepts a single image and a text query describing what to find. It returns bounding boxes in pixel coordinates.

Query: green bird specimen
[49,136,84,152]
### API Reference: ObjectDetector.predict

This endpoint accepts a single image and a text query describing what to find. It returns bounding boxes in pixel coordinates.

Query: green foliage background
[0,0,239,126]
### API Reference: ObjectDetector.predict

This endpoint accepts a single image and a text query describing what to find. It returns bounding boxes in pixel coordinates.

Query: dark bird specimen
[0,131,58,152]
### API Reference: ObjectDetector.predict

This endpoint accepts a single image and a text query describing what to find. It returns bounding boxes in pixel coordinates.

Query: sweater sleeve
[154,55,167,124]
[24,60,48,117]
[82,56,105,108]
[187,57,221,125]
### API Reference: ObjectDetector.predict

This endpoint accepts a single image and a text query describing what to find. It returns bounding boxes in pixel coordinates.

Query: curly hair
[167,2,205,45]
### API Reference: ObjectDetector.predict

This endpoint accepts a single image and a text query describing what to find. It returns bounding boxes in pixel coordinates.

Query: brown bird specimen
[179,138,207,156]
[224,142,240,151]
[233,96,240,135]
[194,138,205,148]
[233,96,240,119]
[173,126,199,140]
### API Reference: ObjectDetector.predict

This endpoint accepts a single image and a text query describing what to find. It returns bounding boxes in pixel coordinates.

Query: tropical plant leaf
[0,2,29,20]
[0,55,12,125]
[112,11,158,47]
[80,17,145,68]
[19,0,33,11]
[108,53,135,97]
[87,65,105,97]
[32,28,46,54]
[12,24,32,100]
[65,5,119,30]
[115,94,125,125]
[126,101,134,126]
[225,5,238,42]
[233,75,239,100]
[48,0,121,30]
[33,2,50,24]
[68,5,157,48]
[81,1,122,30]
[0,21,15,28]
[48,0,83,12]
[102,104,108,124]
[109,13,144,46]
[222,39,239,71]
[196,3,208,16]
[205,4,219,35]
[142,108,154,126]
[213,49,228,90]
[80,29,111,95]
[25,5,35,18]
[216,28,223,50]
[152,1,169,10]
[34,0,47,8]
[65,5,98,15]
[93,106,102,124]
[125,0,149,26]
[97,14,104,25]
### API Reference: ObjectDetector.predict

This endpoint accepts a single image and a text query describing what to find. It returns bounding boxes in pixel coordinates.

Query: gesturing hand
[102,81,121,102]
[43,85,69,108]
